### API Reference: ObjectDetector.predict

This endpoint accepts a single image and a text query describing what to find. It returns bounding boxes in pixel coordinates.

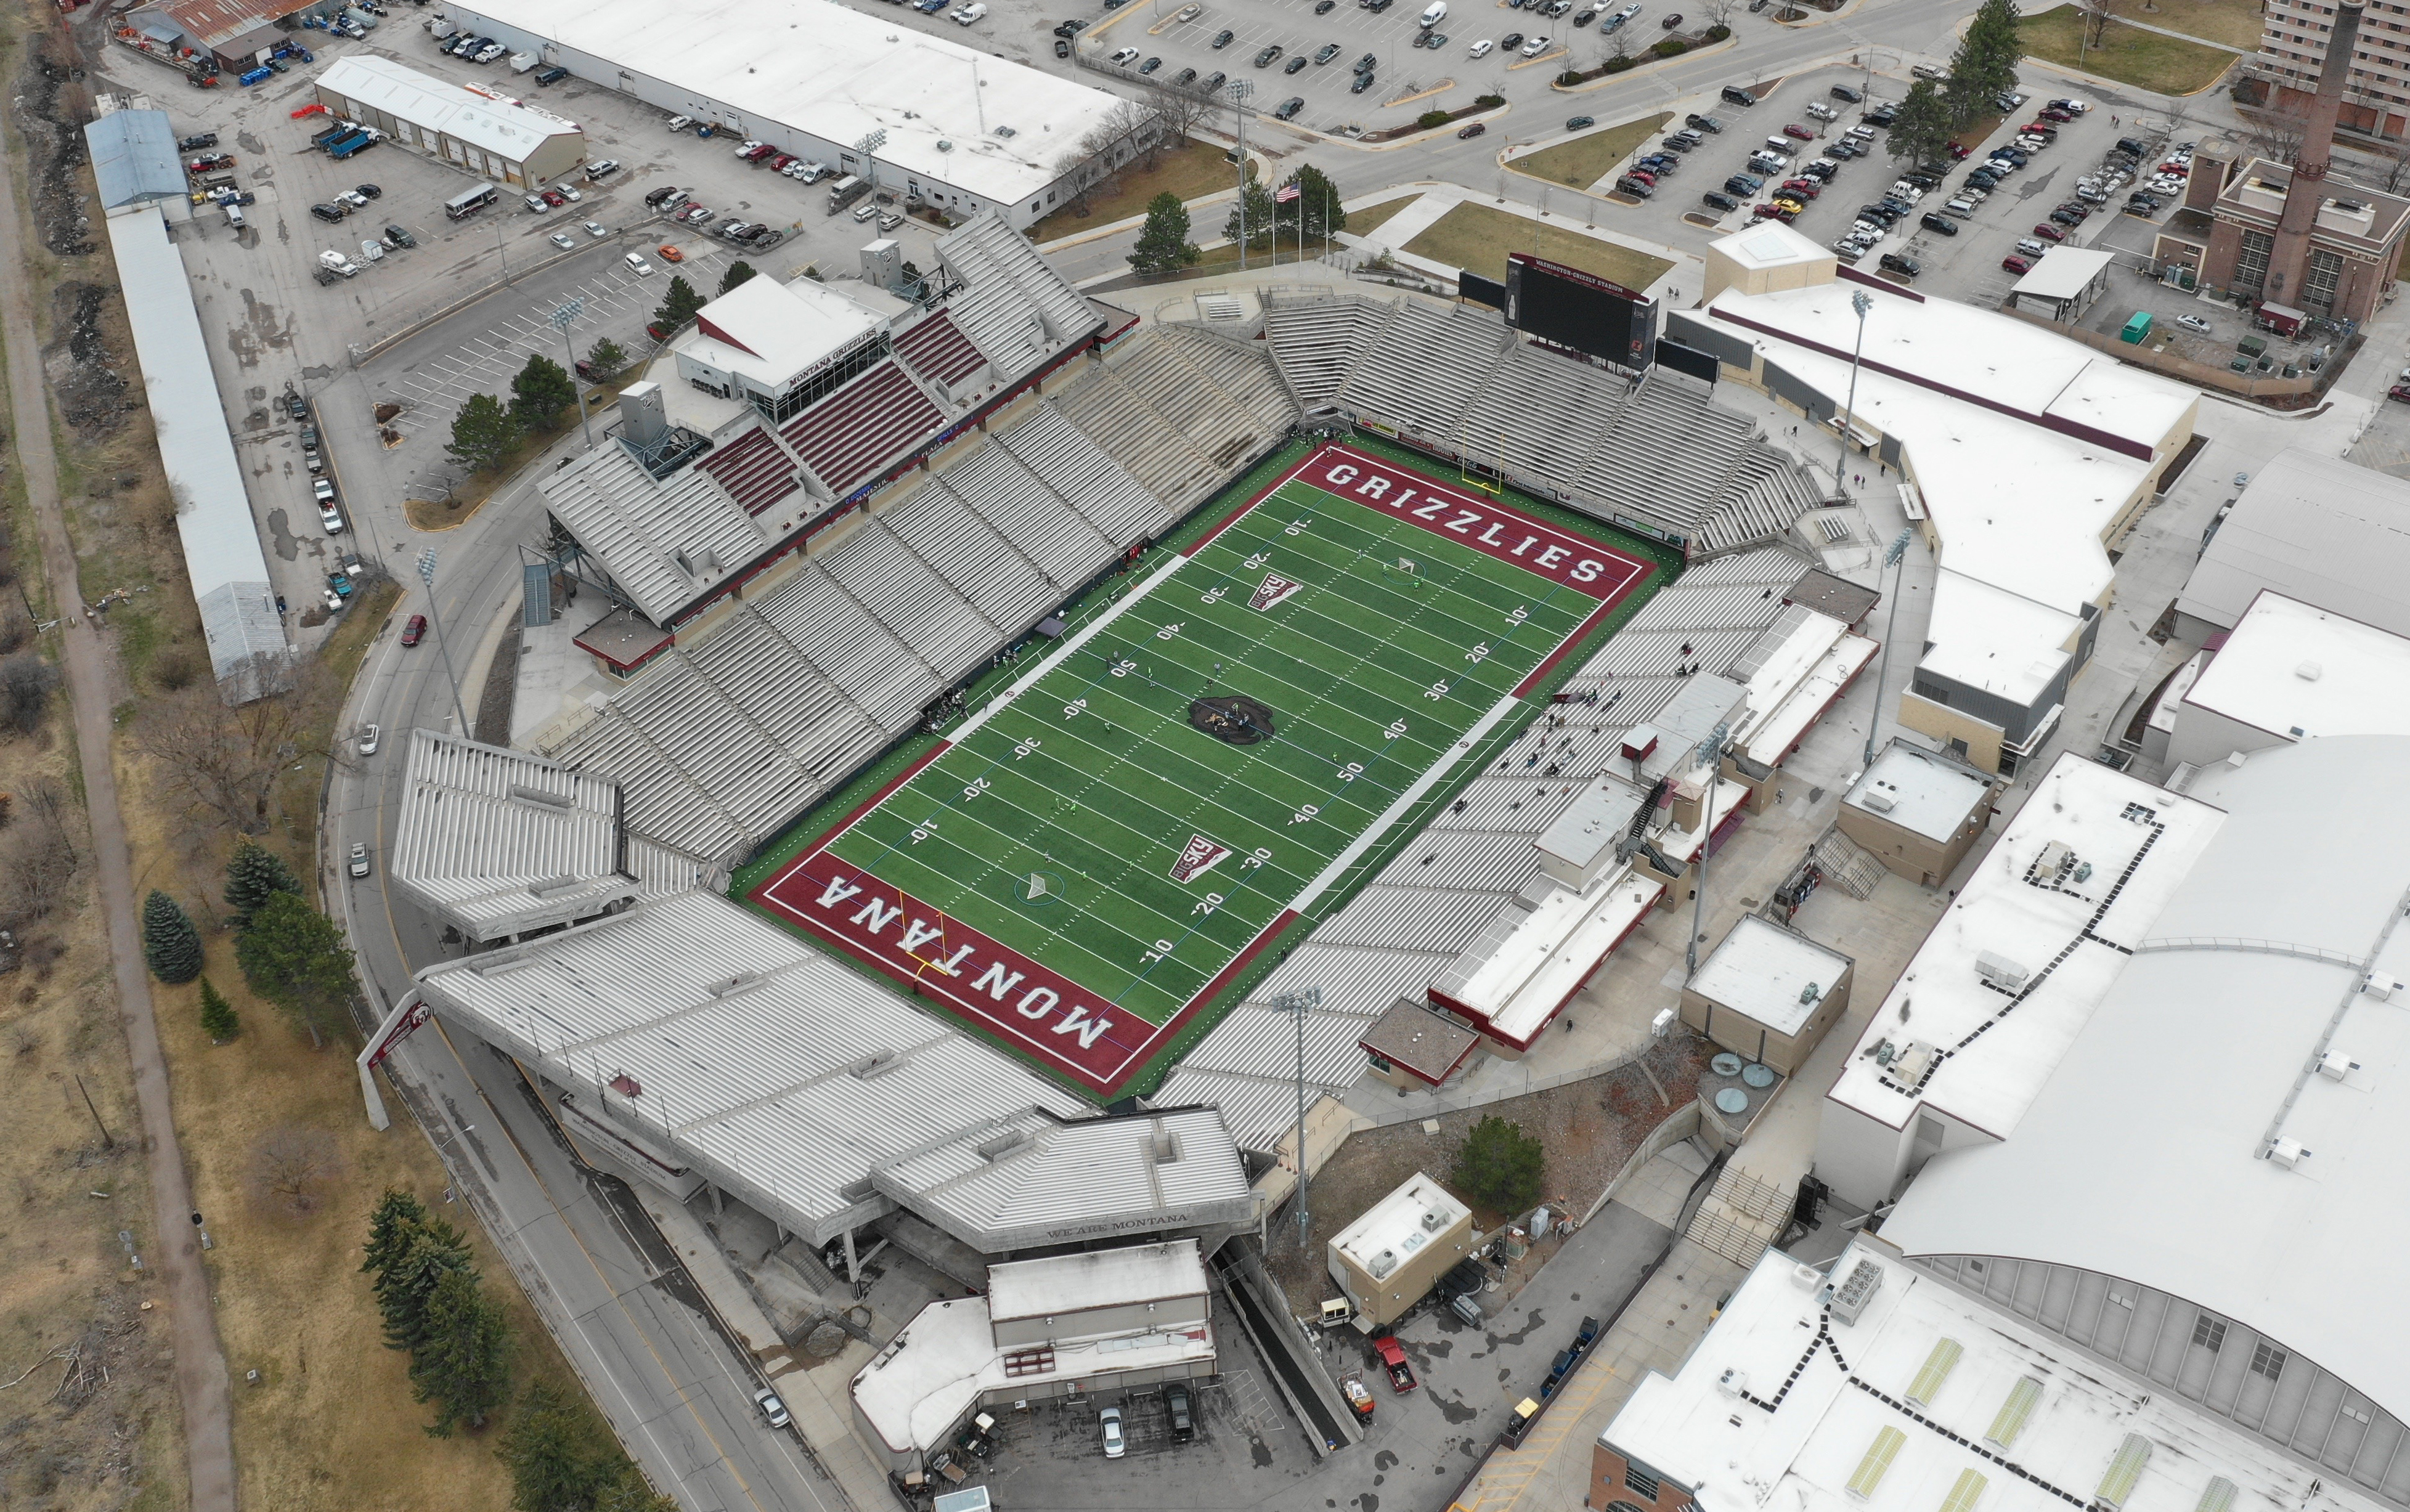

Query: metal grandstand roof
[389,731,710,941]
[414,891,1089,1248]
[874,1107,1256,1253]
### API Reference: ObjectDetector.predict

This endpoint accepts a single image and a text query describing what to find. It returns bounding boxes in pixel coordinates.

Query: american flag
[1274,182,1301,203]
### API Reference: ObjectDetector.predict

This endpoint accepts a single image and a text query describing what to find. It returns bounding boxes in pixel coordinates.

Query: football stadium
[742,442,1661,1097]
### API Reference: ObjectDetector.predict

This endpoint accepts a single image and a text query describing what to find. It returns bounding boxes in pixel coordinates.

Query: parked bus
[444,182,497,220]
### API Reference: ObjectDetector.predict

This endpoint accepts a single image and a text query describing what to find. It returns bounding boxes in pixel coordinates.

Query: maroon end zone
[745,441,1651,1097]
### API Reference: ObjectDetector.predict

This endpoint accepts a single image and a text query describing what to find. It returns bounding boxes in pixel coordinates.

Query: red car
[1781,123,1815,140]
[541,189,567,207]
[2040,106,2075,121]
[401,614,428,647]
[2002,254,2032,274]
[2030,222,2066,241]
[1780,177,1821,198]
[1948,142,1970,159]
[1624,168,1656,185]
[2390,384,2410,404]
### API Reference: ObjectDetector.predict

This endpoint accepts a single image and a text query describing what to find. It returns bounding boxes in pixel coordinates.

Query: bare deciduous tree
[1145,79,1216,149]
[1699,0,1736,30]
[0,779,81,930]
[130,661,330,837]
[0,652,60,737]
[252,1126,340,1216]
[2075,0,2120,51]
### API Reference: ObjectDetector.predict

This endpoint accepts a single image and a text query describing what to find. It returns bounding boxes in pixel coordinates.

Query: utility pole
[417,548,473,737]
[1833,288,1873,500]
[855,127,889,201]
[1271,985,1323,1247]
[1865,529,1915,770]
[1686,721,1730,976]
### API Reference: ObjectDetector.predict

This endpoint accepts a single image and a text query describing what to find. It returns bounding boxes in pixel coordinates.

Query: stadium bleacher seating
[893,309,988,389]
[779,360,945,498]
[694,426,800,517]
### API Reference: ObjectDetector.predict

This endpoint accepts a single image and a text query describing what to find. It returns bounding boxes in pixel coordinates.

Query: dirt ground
[1263,1034,1709,1312]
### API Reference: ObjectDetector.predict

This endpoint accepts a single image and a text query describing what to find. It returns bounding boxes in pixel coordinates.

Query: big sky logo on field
[1170,834,1232,884]
[1249,572,1304,611]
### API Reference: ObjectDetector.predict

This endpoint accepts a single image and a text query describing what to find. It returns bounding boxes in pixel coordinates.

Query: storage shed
[1679,916,1853,1075]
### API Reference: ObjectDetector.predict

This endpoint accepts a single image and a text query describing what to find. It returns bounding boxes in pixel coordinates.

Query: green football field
[746,443,1655,1095]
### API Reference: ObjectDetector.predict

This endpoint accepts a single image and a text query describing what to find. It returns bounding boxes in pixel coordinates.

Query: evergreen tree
[1126,192,1200,276]
[1947,0,2025,115]
[584,338,627,381]
[362,1188,433,1282]
[509,355,579,433]
[651,275,707,333]
[198,977,240,1042]
[1221,178,1277,253]
[235,891,356,1046]
[375,1220,476,1356]
[498,1380,622,1512]
[1884,79,1958,169]
[445,393,522,476]
[717,261,757,295]
[1272,163,1347,244]
[412,1266,512,1436]
[1452,1114,1546,1213]
[226,840,302,928]
[142,890,203,985]
[595,1474,681,1512]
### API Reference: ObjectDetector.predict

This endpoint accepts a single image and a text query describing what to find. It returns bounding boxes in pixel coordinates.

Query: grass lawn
[1348,194,1420,240]
[2019,5,2239,94]
[1031,140,1251,241]
[2127,0,2263,50]
[739,441,1664,1096]
[1509,111,1674,190]
[1403,201,1675,288]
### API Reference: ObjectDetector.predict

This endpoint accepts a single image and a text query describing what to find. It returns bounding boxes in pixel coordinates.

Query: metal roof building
[1883,734,2410,1503]
[2176,448,2410,643]
[436,0,1133,228]
[100,203,288,704]
[315,55,587,188]
[85,109,185,210]
[389,730,710,941]
[409,890,1253,1254]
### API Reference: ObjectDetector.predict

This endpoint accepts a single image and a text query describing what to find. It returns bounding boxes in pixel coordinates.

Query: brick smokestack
[2265,0,2367,306]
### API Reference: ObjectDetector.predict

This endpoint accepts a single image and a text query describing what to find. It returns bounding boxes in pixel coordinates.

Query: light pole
[1865,528,1915,770]
[855,128,888,201]
[549,296,593,449]
[1686,721,1730,975]
[417,549,473,738]
[1227,80,1253,269]
[1272,985,1324,1248]
[1833,288,1873,500]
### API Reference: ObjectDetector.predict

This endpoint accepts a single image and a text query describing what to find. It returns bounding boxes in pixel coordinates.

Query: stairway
[1685,1163,1789,1268]
[1810,825,1888,900]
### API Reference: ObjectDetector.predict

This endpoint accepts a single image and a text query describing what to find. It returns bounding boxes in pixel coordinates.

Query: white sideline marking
[950,551,1189,743]
[1288,691,1525,914]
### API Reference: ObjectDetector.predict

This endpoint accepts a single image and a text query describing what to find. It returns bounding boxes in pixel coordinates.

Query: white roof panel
[1688,916,1851,1037]
[2182,590,2410,746]
[319,54,583,161]
[2179,449,2410,636]
[2009,246,2115,302]
[1844,740,1993,844]
[987,1240,1207,1322]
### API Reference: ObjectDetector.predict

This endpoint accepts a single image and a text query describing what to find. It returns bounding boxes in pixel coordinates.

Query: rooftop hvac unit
[2036,840,2072,874]
[2318,1050,2359,1081]
[1421,1208,1445,1232]
[1861,789,1896,813]
[2366,973,2402,1001]
[2267,1137,2310,1169]
[1891,1041,1937,1085]
[1974,951,2029,991]
[1367,1249,1398,1279]
[1829,1257,1884,1326]
[1717,1367,1750,1397]
[2296,660,2324,681]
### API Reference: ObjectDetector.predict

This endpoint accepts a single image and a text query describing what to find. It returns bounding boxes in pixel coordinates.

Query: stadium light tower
[1832,288,1873,500]
[1226,81,1253,269]
[417,549,473,737]
[1686,721,1730,976]
[549,297,593,449]
[1271,985,1323,1247]
[1865,528,1915,769]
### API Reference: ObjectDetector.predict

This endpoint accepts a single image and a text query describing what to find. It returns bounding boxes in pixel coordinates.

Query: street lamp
[854,128,888,200]
[417,549,473,738]
[1686,721,1730,975]
[1865,528,1915,770]
[549,297,593,449]
[1271,985,1324,1248]
[1832,288,1873,500]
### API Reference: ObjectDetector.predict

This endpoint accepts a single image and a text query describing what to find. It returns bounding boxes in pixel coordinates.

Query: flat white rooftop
[682,274,885,391]
[2181,590,2410,746]
[456,0,1126,208]
[2178,449,2410,637]
[987,1240,1207,1324]
[1845,741,1993,845]
[1825,753,2224,1139]
[1688,916,1850,1038]
[2009,246,2115,302]
[1717,219,1839,274]
[852,1293,1213,1456]
[1330,1174,1468,1278]
[1435,870,1663,1045]
[1602,1238,2387,1512]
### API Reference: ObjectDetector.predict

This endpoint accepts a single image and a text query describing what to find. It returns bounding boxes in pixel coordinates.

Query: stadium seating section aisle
[1262,290,1823,555]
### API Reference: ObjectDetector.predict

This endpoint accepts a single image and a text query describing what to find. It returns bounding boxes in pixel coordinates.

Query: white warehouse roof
[452,0,1128,209]
[1886,733,2410,1428]
[2181,590,2410,748]
[2178,449,2410,638]
[319,54,584,163]
[1603,1239,2390,1512]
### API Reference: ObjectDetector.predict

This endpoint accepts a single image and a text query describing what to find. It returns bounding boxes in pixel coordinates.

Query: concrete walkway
[0,98,237,1512]
[2105,13,2254,54]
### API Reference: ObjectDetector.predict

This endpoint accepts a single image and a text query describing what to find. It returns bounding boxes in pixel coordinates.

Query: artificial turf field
[744,441,1662,1098]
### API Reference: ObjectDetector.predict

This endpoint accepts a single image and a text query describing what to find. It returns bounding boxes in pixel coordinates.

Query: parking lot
[1078,0,1793,135]
[1492,62,2173,310]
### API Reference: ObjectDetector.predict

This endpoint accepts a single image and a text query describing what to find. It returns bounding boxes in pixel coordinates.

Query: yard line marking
[1292,691,1528,912]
